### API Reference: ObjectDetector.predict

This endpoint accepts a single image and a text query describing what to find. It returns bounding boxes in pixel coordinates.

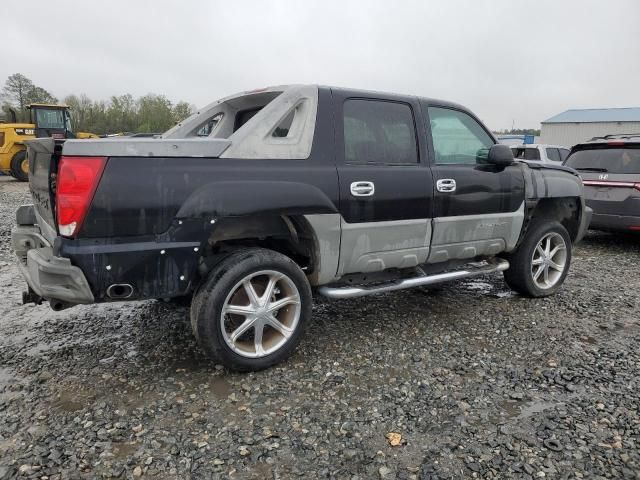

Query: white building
[539,107,640,147]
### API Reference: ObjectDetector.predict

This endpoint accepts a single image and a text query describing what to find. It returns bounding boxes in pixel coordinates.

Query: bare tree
[1,73,34,111]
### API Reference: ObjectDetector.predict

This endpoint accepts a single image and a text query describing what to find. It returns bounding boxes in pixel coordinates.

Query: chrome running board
[317,259,510,299]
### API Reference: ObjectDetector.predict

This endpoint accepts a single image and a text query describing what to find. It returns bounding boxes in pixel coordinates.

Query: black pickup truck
[12,85,591,371]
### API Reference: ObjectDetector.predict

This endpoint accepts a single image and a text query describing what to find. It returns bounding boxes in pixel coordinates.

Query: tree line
[0,73,194,135]
[494,128,541,136]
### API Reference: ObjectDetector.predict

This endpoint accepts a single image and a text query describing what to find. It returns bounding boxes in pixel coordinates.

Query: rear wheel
[191,248,311,371]
[503,219,571,297]
[10,150,29,182]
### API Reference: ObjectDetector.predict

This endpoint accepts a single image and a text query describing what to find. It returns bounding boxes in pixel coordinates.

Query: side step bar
[317,259,510,299]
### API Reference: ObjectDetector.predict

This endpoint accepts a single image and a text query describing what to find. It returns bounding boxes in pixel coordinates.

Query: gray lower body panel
[428,203,525,263]
[337,218,431,276]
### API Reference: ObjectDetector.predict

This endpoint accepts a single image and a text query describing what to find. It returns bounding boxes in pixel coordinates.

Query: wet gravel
[0,176,639,479]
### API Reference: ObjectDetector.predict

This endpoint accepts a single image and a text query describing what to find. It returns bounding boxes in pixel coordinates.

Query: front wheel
[503,219,572,297]
[10,150,29,182]
[190,248,312,371]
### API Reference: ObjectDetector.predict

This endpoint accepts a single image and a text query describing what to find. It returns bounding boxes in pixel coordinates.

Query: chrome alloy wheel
[531,232,567,290]
[221,270,301,358]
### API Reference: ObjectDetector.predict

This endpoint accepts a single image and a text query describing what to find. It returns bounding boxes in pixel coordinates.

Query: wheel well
[529,197,581,241]
[198,215,317,276]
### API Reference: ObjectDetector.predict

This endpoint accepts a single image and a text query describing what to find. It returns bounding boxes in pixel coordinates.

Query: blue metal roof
[542,107,640,124]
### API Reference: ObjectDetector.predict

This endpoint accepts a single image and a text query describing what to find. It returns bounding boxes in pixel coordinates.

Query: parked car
[511,144,571,164]
[12,85,591,371]
[563,134,640,232]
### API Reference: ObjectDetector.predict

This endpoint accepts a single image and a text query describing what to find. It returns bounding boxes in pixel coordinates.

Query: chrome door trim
[436,179,456,193]
[350,181,375,197]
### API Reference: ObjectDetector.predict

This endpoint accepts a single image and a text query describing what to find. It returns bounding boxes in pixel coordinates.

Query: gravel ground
[0,176,639,480]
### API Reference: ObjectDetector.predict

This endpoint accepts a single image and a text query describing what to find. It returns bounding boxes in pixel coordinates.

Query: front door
[424,105,525,263]
[334,91,434,275]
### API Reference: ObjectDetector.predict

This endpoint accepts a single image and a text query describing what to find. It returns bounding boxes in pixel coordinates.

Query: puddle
[112,442,139,460]
[463,281,493,293]
[52,389,94,412]
[580,336,597,345]
[516,400,557,420]
[209,376,233,399]
[0,367,13,386]
[496,396,577,424]
[0,367,22,402]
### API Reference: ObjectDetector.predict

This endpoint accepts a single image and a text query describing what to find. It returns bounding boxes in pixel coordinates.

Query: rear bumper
[12,223,94,305]
[12,205,202,306]
[589,212,640,232]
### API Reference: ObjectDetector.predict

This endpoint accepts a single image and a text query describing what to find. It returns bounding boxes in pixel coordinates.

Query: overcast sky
[4,0,639,130]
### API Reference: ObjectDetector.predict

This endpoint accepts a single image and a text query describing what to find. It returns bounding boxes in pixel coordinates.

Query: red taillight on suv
[56,156,107,237]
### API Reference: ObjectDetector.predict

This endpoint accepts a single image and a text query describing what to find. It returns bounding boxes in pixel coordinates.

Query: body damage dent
[176,181,338,218]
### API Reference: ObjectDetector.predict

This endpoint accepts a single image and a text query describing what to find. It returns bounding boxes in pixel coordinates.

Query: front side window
[343,99,418,164]
[428,107,493,164]
[559,148,570,162]
[546,148,561,162]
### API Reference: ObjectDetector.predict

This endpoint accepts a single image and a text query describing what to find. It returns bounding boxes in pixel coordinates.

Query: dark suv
[564,134,640,232]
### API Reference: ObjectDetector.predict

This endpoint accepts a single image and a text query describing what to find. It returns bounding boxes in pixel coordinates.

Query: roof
[543,107,640,124]
[575,133,640,147]
[512,144,568,149]
[26,103,70,109]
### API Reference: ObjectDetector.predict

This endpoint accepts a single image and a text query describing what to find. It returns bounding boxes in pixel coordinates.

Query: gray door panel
[338,218,431,275]
[427,202,525,263]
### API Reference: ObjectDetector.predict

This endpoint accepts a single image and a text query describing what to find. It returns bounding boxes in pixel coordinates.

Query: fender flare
[539,171,583,198]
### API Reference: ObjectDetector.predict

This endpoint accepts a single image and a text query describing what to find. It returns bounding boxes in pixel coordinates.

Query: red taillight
[56,156,106,237]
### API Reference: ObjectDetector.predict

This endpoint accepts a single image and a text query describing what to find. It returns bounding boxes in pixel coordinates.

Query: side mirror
[487,144,514,166]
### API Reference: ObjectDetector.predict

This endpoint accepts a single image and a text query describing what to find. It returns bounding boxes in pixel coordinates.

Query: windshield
[565,147,640,174]
[35,108,66,129]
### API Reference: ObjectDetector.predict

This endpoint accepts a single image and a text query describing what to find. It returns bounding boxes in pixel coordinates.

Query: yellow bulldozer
[0,104,98,181]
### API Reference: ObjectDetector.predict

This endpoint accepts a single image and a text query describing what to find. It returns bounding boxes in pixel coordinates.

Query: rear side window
[428,107,493,164]
[566,148,640,174]
[546,148,561,162]
[343,99,418,164]
[559,148,570,162]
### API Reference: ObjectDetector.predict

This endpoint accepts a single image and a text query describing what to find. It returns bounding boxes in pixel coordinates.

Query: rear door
[333,89,434,275]
[565,145,640,216]
[423,105,525,263]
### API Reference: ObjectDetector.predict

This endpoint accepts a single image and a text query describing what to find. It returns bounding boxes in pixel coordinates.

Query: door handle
[350,181,375,197]
[436,179,456,193]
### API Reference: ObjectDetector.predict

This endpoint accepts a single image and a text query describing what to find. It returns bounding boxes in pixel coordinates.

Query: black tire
[10,150,29,182]
[503,219,572,297]
[190,248,312,371]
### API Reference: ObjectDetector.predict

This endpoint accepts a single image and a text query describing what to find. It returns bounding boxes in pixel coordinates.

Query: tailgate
[26,138,61,237]
[580,172,640,216]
